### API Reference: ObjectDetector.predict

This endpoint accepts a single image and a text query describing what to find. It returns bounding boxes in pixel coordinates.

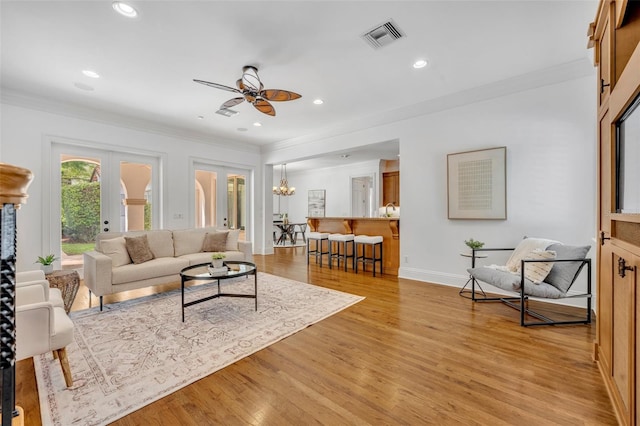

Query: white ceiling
[1,0,597,168]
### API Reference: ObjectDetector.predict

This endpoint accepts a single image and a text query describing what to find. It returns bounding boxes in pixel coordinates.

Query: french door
[193,162,249,237]
[48,143,160,271]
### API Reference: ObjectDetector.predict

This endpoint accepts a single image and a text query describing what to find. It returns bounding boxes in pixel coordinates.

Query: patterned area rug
[34,273,364,426]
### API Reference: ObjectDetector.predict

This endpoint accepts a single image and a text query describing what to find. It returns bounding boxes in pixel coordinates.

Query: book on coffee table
[208,266,228,276]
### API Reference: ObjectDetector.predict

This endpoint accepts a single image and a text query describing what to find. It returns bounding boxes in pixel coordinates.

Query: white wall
[0,103,266,271]
[267,76,596,305]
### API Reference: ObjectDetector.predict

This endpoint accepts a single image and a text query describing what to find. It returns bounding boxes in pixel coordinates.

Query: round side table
[45,269,80,313]
[459,252,488,300]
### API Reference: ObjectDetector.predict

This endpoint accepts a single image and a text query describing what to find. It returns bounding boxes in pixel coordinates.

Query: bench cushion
[468,267,565,299]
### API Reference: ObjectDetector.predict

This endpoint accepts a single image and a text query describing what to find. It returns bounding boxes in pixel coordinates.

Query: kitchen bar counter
[307,217,400,275]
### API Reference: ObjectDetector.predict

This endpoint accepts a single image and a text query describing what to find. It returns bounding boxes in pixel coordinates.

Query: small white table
[459,252,488,300]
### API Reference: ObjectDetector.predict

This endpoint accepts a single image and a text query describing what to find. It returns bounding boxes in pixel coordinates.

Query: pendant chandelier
[273,164,295,196]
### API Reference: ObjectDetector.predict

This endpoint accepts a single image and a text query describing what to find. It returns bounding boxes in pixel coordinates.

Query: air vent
[215,108,239,117]
[361,19,406,50]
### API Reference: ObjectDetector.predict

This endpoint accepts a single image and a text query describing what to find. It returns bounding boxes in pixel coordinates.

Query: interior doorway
[193,163,249,240]
[351,175,375,217]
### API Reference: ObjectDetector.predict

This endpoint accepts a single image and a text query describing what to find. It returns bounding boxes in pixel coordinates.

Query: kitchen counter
[307,217,400,275]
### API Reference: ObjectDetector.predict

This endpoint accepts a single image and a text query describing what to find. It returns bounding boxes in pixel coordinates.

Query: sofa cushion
[112,257,189,285]
[545,244,591,293]
[144,230,174,258]
[179,250,246,266]
[100,237,131,267]
[225,229,240,251]
[125,235,154,264]
[468,267,565,298]
[202,231,228,252]
[173,229,207,256]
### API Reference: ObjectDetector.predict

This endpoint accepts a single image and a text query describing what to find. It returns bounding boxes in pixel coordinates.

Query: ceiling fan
[194,66,301,117]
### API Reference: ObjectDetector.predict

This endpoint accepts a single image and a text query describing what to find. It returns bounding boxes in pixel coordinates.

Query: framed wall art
[308,189,326,217]
[447,146,506,220]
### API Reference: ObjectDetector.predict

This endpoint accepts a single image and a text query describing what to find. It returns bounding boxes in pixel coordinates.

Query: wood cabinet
[382,171,399,206]
[590,1,640,424]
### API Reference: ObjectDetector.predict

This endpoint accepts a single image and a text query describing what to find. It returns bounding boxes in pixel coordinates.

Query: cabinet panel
[599,108,612,234]
[382,171,399,206]
[612,250,633,419]
[599,14,611,107]
[599,243,613,374]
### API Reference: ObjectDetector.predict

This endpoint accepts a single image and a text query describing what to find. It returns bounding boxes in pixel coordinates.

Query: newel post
[0,163,33,426]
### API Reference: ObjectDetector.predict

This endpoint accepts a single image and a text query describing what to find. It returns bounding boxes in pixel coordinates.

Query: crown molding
[262,57,595,156]
[0,89,260,154]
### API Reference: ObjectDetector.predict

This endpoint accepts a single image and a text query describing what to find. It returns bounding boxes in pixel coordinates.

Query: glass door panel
[51,144,159,272]
[194,164,249,241]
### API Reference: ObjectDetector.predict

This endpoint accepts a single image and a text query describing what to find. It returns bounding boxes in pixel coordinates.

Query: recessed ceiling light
[197,115,204,120]
[82,70,100,79]
[253,122,262,127]
[313,99,324,105]
[413,59,428,69]
[112,2,138,18]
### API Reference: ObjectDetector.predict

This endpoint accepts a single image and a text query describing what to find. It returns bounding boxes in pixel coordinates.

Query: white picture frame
[447,147,507,220]
[308,190,326,217]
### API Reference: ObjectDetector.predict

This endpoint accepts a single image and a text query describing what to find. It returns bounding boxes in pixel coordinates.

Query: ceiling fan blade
[261,89,302,102]
[221,97,245,109]
[253,99,276,116]
[241,66,262,92]
[194,79,241,93]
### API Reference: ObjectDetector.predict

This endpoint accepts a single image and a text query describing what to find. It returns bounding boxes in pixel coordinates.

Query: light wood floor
[17,247,616,425]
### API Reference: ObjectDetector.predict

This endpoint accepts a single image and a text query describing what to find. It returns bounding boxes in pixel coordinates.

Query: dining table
[273,222,305,246]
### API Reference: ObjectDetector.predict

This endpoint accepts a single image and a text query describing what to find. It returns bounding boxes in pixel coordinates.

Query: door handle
[600,231,610,246]
[618,257,634,278]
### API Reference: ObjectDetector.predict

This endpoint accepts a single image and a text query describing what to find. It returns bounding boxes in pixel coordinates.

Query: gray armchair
[466,238,592,326]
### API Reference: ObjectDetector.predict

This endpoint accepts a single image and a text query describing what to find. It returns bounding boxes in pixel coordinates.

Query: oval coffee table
[180,260,257,322]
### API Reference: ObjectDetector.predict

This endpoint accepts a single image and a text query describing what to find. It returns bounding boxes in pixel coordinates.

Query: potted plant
[211,252,226,268]
[464,238,485,253]
[35,254,58,274]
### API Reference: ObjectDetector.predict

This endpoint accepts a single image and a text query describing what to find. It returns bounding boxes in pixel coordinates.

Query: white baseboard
[397,266,594,310]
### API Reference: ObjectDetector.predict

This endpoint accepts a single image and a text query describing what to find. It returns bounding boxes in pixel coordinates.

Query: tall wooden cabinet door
[611,247,636,424]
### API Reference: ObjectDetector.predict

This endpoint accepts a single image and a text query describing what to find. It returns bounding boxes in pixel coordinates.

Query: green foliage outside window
[61,182,100,243]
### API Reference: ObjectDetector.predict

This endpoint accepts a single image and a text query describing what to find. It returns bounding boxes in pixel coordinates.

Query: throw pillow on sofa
[224,228,240,251]
[101,236,131,267]
[202,231,228,252]
[125,235,155,264]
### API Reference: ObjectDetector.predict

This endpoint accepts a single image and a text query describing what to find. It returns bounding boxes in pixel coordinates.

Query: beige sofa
[83,227,252,310]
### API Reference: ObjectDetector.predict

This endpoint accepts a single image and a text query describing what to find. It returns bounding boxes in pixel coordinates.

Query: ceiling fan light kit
[195,65,301,117]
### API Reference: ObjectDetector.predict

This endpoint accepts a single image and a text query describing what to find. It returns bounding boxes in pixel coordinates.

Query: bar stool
[328,233,355,271]
[307,232,330,266]
[354,235,383,276]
